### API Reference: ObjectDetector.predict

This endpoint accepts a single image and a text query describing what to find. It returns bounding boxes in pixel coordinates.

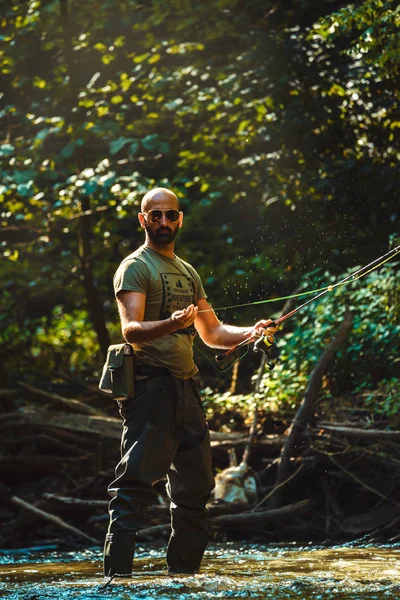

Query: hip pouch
[99,343,135,401]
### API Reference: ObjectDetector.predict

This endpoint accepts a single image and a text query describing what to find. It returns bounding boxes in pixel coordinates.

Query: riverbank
[1,377,399,550]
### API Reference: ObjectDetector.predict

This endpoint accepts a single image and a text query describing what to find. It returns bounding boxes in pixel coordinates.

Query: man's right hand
[170,304,198,330]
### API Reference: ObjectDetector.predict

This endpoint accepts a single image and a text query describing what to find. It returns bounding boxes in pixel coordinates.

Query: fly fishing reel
[253,326,277,370]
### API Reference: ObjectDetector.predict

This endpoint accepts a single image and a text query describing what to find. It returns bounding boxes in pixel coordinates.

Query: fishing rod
[215,244,400,365]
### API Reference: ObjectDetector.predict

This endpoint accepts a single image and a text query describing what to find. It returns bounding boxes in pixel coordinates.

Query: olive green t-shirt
[113,245,207,379]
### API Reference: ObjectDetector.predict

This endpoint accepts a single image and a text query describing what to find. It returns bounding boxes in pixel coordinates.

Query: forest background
[0,0,399,545]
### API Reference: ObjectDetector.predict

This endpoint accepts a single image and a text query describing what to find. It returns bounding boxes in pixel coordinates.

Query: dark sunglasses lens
[166,210,180,222]
[148,210,179,222]
[149,210,163,222]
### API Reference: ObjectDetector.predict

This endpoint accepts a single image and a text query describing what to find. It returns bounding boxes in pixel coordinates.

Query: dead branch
[0,454,83,475]
[268,308,353,509]
[136,499,311,538]
[342,503,399,534]
[2,433,84,455]
[6,493,99,544]
[241,409,259,467]
[3,407,121,439]
[43,494,108,507]
[211,499,311,530]
[17,382,101,416]
[210,433,285,447]
[209,431,249,441]
[0,389,18,399]
[252,463,304,512]
[329,455,400,509]
[317,424,400,441]
[241,353,267,466]
[137,523,170,539]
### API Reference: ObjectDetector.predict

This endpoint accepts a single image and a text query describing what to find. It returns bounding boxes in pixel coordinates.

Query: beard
[145,224,179,245]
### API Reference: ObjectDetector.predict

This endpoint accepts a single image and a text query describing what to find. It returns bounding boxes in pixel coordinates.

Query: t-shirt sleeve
[113,257,150,297]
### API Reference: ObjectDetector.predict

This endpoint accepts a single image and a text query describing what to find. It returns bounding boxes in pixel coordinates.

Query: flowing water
[0,542,399,599]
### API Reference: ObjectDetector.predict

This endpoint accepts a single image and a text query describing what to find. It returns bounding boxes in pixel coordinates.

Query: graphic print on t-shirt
[160,272,195,335]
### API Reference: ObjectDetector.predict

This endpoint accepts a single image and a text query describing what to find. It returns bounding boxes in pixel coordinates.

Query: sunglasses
[143,209,180,223]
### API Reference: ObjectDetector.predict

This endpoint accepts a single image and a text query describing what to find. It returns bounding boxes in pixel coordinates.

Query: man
[103,187,276,578]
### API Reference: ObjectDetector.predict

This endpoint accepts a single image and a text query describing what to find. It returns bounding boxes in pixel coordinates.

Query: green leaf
[0,144,14,156]
[62,143,75,158]
[17,181,34,197]
[141,134,160,151]
[110,137,132,155]
[14,170,36,184]
[80,180,98,196]
[129,142,139,156]
[94,43,107,52]
[35,128,51,141]
[159,141,170,154]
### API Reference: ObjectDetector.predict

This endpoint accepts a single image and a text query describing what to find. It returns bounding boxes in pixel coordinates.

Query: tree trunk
[78,196,111,357]
[59,0,110,358]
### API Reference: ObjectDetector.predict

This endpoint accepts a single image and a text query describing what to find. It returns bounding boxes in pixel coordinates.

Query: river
[0,542,399,599]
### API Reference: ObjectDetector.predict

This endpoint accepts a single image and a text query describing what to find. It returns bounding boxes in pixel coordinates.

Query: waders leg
[104,419,178,577]
[166,428,214,574]
[103,527,136,578]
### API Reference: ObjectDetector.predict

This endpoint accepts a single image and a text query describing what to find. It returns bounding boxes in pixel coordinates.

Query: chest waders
[103,372,214,578]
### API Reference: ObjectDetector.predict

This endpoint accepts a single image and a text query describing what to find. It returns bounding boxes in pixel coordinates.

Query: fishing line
[197,245,400,315]
[209,245,400,363]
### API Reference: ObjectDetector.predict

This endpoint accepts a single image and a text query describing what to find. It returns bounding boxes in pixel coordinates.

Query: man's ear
[178,212,183,228]
[138,213,145,228]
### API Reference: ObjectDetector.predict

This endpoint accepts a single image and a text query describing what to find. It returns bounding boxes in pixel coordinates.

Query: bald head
[141,187,179,213]
[138,187,183,249]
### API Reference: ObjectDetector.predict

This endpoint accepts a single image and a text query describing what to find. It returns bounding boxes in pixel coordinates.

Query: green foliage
[269,262,399,398]
[0,0,399,394]
[313,0,400,78]
[32,307,101,372]
[206,264,399,423]
[363,378,400,418]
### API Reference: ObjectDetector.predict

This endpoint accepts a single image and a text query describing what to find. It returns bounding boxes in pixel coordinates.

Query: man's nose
[160,213,168,225]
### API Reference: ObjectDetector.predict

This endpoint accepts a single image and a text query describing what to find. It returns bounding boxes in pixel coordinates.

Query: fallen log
[3,433,85,456]
[2,407,122,439]
[0,389,18,398]
[0,454,84,477]
[211,499,311,530]
[342,502,399,534]
[17,381,101,416]
[0,407,283,446]
[210,433,285,448]
[43,494,108,507]
[137,523,170,539]
[0,412,27,431]
[317,424,400,441]
[137,499,311,538]
[209,431,248,441]
[0,484,99,544]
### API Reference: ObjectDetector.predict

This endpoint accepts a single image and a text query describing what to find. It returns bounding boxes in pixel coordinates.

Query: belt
[135,365,170,378]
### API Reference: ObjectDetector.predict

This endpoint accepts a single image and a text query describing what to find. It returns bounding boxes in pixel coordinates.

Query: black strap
[135,365,169,378]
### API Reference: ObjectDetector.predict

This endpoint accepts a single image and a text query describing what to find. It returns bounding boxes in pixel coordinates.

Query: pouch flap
[107,343,127,370]
[99,343,127,394]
